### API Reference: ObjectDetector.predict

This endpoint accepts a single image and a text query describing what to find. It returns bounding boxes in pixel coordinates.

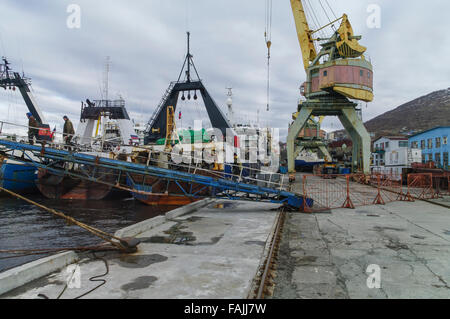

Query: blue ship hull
[0,161,38,194]
[295,160,324,169]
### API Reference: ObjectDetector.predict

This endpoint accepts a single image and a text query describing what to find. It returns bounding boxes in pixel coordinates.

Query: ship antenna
[186,32,191,82]
[104,56,110,106]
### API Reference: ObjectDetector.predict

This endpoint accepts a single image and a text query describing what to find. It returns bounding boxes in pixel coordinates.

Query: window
[435,153,441,165]
[385,142,389,149]
[428,139,433,149]
[411,141,418,149]
[323,70,328,77]
[422,154,426,163]
[421,140,425,149]
[436,137,441,148]
[444,152,449,168]
[444,136,448,145]
[368,72,371,79]
[360,70,364,77]
[399,141,408,147]
[428,154,433,162]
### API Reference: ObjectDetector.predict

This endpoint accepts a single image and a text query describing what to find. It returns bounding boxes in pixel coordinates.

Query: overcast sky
[0,0,449,140]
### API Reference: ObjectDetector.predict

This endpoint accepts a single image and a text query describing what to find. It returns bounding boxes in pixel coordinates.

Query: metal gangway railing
[145,81,177,135]
[0,120,307,209]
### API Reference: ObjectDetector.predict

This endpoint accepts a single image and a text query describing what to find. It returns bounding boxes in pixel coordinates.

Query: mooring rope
[0,187,139,252]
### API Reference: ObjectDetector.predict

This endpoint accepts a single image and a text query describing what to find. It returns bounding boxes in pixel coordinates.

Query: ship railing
[0,120,289,192]
[0,119,141,152]
[0,120,95,152]
[130,148,288,191]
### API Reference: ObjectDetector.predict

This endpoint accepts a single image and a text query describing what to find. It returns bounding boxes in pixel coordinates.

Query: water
[0,194,179,273]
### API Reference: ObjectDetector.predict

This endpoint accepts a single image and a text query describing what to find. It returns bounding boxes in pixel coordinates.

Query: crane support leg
[287,107,313,173]
[318,144,332,162]
[338,115,358,171]
[339,108,371,174]
[294,145,305,160]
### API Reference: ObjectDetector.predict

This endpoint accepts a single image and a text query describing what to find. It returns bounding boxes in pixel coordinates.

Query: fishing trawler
[126,33,242,206]
[0,58,52,194]
[36,98,139,200]
[0,158,38,195]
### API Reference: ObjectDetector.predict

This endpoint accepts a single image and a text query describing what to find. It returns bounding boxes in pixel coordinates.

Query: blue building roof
[408,126,450,139]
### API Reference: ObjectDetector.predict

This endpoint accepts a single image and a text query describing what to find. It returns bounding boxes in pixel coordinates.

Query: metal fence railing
[296,172,448,213]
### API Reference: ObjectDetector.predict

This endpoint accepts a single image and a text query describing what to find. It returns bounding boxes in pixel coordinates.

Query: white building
[372,136,422,176]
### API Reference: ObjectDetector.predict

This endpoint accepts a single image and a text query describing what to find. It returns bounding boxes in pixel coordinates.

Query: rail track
[250,209,287,299]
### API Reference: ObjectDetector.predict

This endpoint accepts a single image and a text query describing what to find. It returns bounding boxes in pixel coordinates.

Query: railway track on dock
[250,209,286,299]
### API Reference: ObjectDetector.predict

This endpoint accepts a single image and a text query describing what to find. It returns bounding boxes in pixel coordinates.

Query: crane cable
[325,0,338,19]
[264,0,272,112]
[318,0,336,31]
[303,0,325,51]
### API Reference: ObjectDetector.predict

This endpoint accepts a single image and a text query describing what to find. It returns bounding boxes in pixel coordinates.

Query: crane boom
[0,58,52,142]
[290,0,317,71]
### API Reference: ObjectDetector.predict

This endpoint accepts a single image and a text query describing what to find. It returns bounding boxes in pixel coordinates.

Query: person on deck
[232,153,242,181]
[63,115,75,145]
[26,113,39,145]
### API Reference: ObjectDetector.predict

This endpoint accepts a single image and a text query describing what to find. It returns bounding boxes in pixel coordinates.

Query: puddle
[140,221,196,245]
[245,241,266,247]
[185,216,204,222]
[196,235,224,246]
[140,217,227,246]
[118,254,168,268]
[121,276,158,291]
[374,226,405,232]
[211,202,238,209]
[296,256,318,264]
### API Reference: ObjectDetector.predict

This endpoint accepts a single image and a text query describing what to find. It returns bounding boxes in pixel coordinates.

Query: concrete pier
[2,182,449,299]
[273,199,450,299]
[1,200,280,299]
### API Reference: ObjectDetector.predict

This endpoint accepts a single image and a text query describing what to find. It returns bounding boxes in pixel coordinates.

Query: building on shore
[408,126,449,169]
[371,136,422,175]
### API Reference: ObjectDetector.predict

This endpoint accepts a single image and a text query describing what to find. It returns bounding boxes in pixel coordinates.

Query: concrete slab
[273,200,450,299]
[1,200,280,299]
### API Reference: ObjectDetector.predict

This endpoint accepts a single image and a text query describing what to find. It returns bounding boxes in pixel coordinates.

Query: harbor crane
[0,57,52,142]
[287,0,373,175]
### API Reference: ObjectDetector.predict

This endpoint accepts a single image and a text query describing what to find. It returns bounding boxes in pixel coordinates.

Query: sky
[0,0,449,141]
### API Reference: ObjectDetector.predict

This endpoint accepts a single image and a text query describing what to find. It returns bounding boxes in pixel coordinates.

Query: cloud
[0,0,448,141]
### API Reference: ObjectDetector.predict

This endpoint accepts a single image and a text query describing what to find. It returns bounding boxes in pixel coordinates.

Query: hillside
[364,88,450,137]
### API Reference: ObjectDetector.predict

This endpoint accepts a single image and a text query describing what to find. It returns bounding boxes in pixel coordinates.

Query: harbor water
[0,194,178,273]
